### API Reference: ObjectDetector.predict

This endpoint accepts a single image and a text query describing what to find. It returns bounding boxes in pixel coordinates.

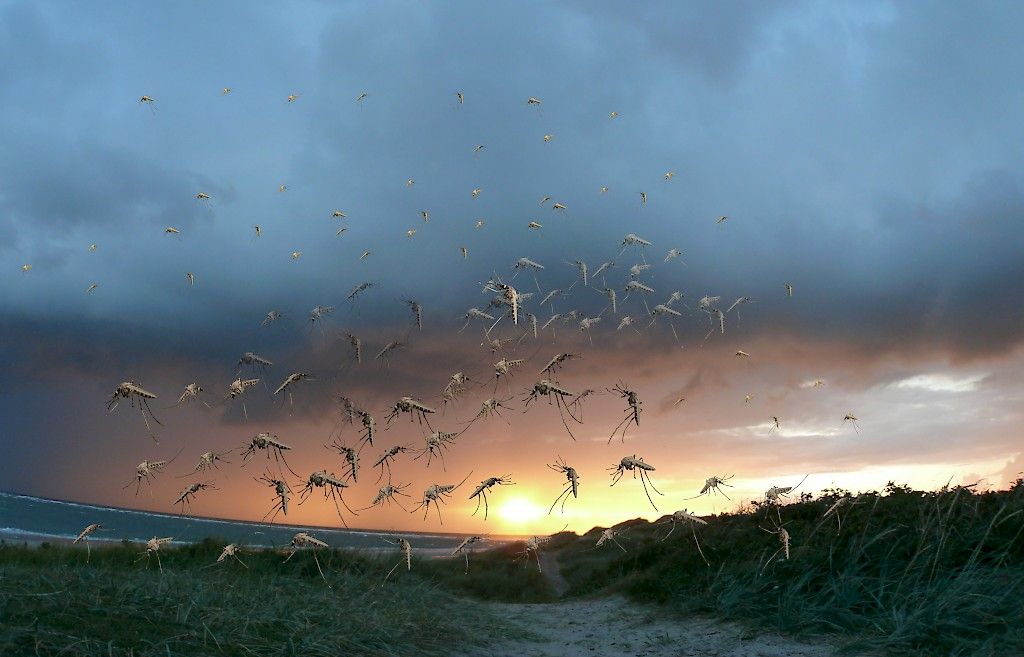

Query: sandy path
[473,597,839,657]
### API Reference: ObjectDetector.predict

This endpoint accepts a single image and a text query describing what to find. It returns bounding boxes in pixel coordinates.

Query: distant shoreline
[0,529,467,558]
[0,490,529,541]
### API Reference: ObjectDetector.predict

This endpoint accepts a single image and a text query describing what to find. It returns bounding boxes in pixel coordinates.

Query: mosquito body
[125,458,172,495]
[107,380,162,440]
[225,377,259,419]
[524,379,582,439]
[441,372,471,410]
[547,456,580,514]
[687,474,735,500]
[241,432,298,476]
[309,305,336,333]
[274,372,313,413]
[347,282,374,301]
[327,439,360,483]
[609,455,663,510]
[137,537,173,572]
[282,532,331,586]
[362,482,413,511]
[298,470,356,527]
[343,332,362,364]
[257,471,292,523]
[382,537,413,584]
[405,299,423,329]
[215,544,247,568]
[463,397,515,428]
[179,450,231,476]
[608,383,642,443]
[469,475,515,519]
[460,307,495,332]
[262,310,285,326]
[169,382,210,409]
[385,396,436,429]
[540,353,581,376]
[596,528,626,552]
[173,482,215,514]
[452,535,486,573]
[659,509,710,565]
[414,430,460,469]
[411,472,472,524]
[373,445,411,481]
[74,523,103,561]
[236,351,273,377]
[374,340,404,367]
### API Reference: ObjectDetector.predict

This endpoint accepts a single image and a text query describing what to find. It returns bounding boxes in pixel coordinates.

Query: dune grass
[0,540,529,657]
[555,480,1024,656]
[2,481,1021,655]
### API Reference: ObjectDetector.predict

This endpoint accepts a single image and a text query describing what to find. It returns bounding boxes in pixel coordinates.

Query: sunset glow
[1,1,1022,541]
[497,497,544,528]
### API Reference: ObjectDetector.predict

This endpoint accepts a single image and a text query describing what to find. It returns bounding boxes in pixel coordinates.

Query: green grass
[0,539,530,657]
[554,480,1024,656]
[2,481,1021,656]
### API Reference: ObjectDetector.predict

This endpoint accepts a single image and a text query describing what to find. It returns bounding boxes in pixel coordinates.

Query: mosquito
[372,445,412,483]
[461,397,516,429]
[595,528,626,552]
[282,533,331,587]
[261,310,285,326]
[177,450,232,477]
[327,438,360,483]
[659,510,710,565]
[375,341,404,367]
[274,372,314,414]
[166,382,210,409]
[241,432,299,477]
[173,482,216,515]
[608,383,642,443]
[123,449,181,496]
[341,332,362,365]
[224,377,259,419]
[469,476,515,520]
[385,396,436,430]
[609,455,663,510]
[410,472,472,524]
[686,474,735,500]
[256,470,292,523]
[107,380,162,441]
[298,470,357,527]
[523,379,582,440]
[361,482,413,511]
[236,352,273,378]
[452,535,487,574]
[136,537,173,572]
[547,456,580,514]
[381,537,413,584]
[74,523,104,562]
[413,430,460,470]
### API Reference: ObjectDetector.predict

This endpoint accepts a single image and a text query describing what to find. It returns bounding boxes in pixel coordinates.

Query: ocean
[0,491,515,551]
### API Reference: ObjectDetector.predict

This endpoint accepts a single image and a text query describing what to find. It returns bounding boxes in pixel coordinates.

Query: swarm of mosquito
[61,87,884,589]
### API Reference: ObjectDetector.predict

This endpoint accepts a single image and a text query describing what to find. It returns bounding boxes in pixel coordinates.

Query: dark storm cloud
[2,0,1024,518]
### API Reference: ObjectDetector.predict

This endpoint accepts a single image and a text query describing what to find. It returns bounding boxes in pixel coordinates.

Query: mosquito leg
[549,487,570,515]
[692,525,710,566]
[644,472,664,496]
[640,475,658,511]
[312,551,331,588]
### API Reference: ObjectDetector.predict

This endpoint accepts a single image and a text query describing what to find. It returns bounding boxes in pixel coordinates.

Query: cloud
[2,1,1024,531]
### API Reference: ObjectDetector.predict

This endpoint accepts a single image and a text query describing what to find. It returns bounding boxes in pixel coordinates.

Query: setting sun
[497,497,544,526]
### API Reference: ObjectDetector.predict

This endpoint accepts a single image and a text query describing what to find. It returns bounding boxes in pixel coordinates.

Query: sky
[1,0,1023,536]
